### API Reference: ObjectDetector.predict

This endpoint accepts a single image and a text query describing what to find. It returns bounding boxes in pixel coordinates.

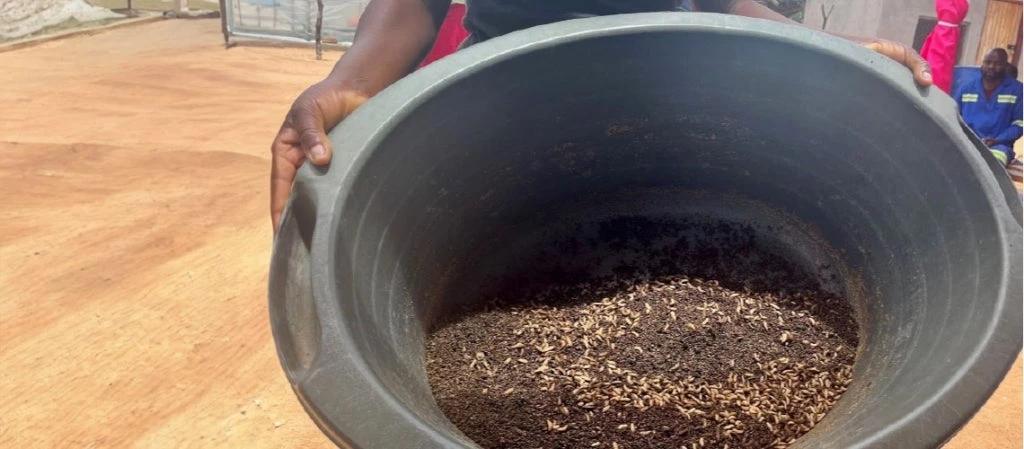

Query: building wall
[881,0,987,65]
[804,0,990,66]
[803,0,885,38]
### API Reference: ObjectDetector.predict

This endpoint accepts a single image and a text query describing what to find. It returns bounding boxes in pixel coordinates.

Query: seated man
[954,48,1023,166]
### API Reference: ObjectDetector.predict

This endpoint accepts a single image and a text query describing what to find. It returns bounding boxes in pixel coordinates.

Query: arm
[693,0,933,86]
[271,0,452,232]
[993,93,1023,145]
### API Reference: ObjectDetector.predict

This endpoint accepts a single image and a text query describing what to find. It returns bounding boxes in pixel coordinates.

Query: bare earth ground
[89,0,221,11]
[0,19,1019,449]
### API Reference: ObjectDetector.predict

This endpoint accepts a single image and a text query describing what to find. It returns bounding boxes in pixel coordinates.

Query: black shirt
[463,0,730,42]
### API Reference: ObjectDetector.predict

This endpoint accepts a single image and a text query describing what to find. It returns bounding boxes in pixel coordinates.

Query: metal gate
[223,0,365,47]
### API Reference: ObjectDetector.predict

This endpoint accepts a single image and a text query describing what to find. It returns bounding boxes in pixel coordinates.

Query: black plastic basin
[270,13,1022,449]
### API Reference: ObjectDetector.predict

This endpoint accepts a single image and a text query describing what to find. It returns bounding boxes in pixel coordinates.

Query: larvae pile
[427,275,858,449]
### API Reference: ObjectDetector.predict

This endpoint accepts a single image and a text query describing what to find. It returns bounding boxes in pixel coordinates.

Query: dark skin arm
[270,0,451,231]
[272,0,932,233]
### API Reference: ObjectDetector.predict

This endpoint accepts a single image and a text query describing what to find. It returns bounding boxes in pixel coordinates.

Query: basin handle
[269,186,323,379]
[957,116,1024,226]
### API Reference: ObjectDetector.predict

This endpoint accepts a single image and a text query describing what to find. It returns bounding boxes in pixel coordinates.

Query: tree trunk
[821,4,835,30]
[219,0,229,47]
[315,0,324,60]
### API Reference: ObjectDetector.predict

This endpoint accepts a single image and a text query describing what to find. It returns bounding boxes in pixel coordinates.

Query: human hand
[982,138,999,147]
[861,38,933,87]
[271,81,368,233]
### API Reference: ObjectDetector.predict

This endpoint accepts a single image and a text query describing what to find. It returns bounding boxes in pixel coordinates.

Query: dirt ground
[89,0,221,11]
[0,19,1019,449]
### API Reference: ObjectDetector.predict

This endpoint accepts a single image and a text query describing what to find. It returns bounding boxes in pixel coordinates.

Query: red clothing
[418,4,470,69]
[920,0,969,94]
